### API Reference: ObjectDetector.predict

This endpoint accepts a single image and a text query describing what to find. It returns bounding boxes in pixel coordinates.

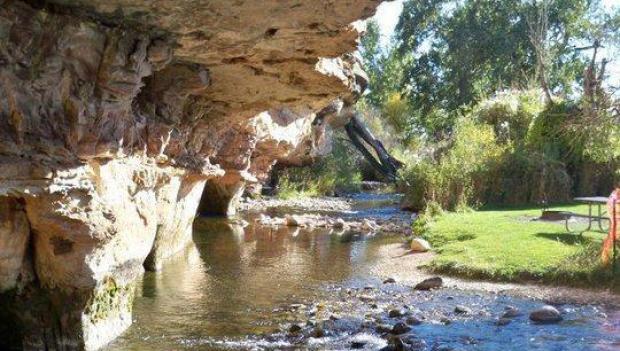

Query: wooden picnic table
[570,196,610,232]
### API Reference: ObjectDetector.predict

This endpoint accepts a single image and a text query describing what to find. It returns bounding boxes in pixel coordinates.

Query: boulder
[529,305,563,323]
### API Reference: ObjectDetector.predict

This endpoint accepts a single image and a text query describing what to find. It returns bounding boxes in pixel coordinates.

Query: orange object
[602,189,619,265]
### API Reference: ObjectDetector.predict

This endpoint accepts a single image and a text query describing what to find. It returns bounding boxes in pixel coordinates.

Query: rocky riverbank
[239,193,413,236]
[106,191,620,351]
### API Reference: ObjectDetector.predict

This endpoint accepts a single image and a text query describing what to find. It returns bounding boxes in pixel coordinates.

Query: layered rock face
[0,0,382,349]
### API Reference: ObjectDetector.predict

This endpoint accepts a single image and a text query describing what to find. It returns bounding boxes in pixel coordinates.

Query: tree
[394,0,619,136]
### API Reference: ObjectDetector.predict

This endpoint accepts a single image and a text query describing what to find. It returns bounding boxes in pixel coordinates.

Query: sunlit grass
[422,203,618,288]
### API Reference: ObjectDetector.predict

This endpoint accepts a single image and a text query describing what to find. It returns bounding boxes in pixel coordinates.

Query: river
[108,194,620,351]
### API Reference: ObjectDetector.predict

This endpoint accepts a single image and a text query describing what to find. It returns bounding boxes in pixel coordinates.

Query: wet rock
[454,305,472,314]
[440,317,452,325]
[530,305,563,323]
[383,277,397,284]
[391,322,411,335]
[502,306,520,318]
[309,326,325,338]
[410,238,432,252]
[414,277,443,290]
[288,323,303,334]
[388,309,405,318]
[406,316,423,326]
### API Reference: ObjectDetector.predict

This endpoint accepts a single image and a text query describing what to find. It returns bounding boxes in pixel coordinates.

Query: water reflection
[109,213,620,351]
[108,217,398,350]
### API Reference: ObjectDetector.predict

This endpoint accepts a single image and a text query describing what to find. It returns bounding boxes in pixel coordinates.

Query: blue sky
[372,0,619,88]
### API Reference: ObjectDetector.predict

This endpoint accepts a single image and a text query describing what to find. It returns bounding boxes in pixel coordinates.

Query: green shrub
[401,90,618,209]
[401,117,505,210]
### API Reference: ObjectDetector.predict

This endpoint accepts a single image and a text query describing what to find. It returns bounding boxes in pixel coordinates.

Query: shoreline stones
[529,305,563,323]
[249,208,411,235]
[414,277,443,291]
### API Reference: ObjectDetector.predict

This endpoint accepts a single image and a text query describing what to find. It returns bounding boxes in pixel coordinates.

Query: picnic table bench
[562,196,610,233]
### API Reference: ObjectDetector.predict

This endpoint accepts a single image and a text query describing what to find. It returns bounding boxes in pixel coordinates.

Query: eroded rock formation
[0,0,383,349]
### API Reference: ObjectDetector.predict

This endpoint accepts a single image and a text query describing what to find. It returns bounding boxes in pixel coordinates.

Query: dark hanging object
[344,113,403,182]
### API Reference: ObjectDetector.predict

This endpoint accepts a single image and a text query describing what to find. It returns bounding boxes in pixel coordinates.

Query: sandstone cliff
[0,0,382,349]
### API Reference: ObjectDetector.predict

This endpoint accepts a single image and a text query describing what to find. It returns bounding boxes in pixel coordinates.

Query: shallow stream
[109,195,620,351]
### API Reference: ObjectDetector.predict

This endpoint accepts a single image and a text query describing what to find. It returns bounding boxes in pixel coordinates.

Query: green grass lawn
[422,203,618,288]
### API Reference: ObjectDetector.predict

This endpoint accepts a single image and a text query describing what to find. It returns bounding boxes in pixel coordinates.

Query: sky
[371,0,619,88]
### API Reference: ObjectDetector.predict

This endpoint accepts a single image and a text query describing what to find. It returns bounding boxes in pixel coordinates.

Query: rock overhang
[0,1,387,349]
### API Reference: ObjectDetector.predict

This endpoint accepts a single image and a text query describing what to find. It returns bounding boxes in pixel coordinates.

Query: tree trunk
[344,113,403,181]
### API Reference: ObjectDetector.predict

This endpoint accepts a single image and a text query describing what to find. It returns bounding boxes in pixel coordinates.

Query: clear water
[108,197,620,351]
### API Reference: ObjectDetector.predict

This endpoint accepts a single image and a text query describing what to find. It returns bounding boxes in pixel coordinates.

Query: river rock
[529,305,563,323]
[383,277,397,284]
[406,316,423,326]
[410,238,432,252]
[454,305,472,314]
[288,323,303,334]
[502,306,520,318]
[388,309,405,318]
[310,326,325,338]
[440,317,452,325]
[391,322,411,335]
[414,277,443,290]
